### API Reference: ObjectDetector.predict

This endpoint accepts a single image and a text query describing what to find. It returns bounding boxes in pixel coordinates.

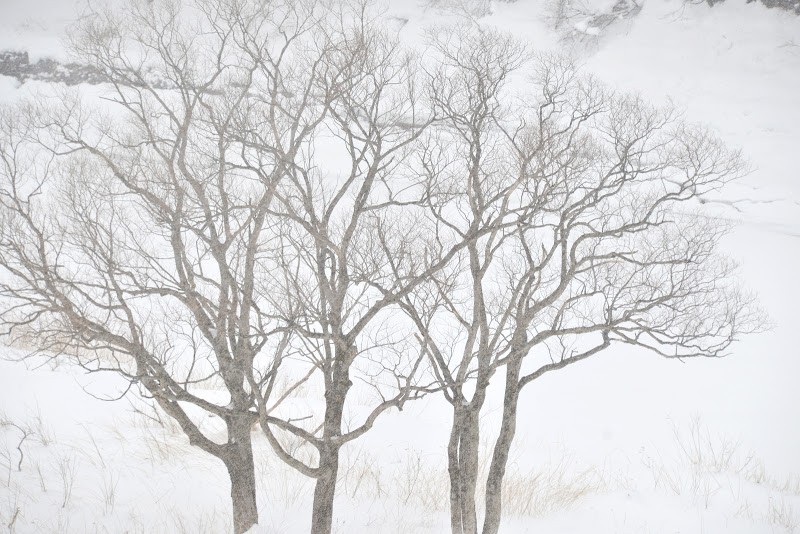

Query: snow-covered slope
[1,0,799,532]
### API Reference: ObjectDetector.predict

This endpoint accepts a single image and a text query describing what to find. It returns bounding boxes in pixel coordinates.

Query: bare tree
[407,27,763,534]
[0,0,339,531]
[0,1,762,532]
[242,6,449,533]
[0,1,456,532]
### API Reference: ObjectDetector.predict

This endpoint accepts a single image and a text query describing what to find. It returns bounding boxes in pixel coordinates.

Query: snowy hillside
[1,0,799,533]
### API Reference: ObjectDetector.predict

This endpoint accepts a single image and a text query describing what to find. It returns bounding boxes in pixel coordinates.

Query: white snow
[574,20,603,35]
[2,0,800,532]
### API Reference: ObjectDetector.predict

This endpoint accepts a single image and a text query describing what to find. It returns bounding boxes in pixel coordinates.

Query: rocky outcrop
[0,50,107,86]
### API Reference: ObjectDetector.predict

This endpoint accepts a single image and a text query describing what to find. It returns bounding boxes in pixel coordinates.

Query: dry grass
[638,416,800,533]
[501,460,605,517]
[335,439,603,524]
[767,497,799,533]
[4,379,800,533]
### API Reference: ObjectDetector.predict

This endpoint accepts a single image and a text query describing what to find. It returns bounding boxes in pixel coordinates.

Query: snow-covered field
[1,0,799,532]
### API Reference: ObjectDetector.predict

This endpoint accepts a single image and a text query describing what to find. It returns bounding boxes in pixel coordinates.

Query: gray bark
[482,357,523,534]
[310,361,350,534]
[311,444,341,534]
[448,404,482,534]
[224,416,259,534]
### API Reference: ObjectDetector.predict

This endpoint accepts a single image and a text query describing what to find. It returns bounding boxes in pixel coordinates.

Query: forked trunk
[482,358,523,534]
[448,419,464,534]
[448,405,481,534]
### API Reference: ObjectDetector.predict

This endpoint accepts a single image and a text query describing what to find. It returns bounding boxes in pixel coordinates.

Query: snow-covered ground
[1,0,799,532]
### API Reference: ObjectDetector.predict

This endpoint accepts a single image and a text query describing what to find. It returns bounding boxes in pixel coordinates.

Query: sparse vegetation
[693,0,800,15]
[0,0,791,532]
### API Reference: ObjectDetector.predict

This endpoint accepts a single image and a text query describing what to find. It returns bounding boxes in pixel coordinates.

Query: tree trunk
[311,362,350,534]
[448,404,481,534]
[224,416,259,534]
[311,442,341,534]
[448,416,464,534]
[482,357,523,534]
